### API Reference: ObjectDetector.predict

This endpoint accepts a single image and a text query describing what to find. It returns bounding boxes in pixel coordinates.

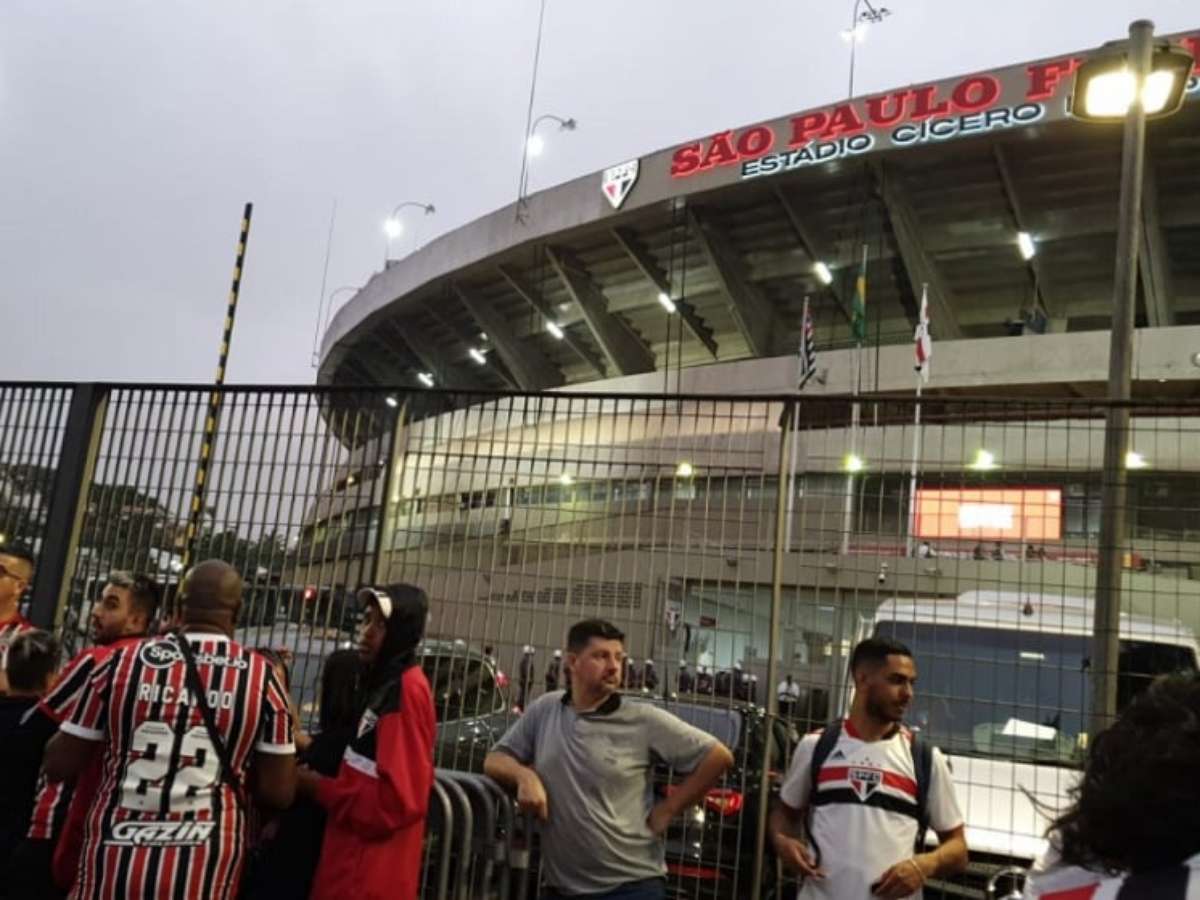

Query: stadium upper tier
[318,31,1200,405]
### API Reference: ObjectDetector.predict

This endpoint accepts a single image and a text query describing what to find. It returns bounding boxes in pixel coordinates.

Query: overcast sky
[1,1,1192,385]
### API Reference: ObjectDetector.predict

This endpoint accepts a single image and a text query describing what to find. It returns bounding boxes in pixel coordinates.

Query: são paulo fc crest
[848,766,882,801]
[139,639,183,669]
[601,159,639,210]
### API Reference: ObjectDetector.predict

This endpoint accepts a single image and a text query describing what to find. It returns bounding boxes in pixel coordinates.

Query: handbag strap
[174,630,244,809]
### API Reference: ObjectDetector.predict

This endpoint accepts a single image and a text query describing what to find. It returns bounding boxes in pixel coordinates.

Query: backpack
[806,720,934,854]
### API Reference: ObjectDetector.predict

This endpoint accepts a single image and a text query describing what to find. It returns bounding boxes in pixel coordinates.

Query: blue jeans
[541,877,666,900]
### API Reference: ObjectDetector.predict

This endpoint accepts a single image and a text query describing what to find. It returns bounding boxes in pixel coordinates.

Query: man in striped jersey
[1023,672,1200,900]
[42,560,297,900]
[7,572,161,898]
[0,544,36,696]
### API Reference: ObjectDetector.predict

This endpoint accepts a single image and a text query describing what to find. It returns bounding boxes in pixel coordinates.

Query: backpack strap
[804,720,843,865]
[910,731,934,852]
[175,631,244,810]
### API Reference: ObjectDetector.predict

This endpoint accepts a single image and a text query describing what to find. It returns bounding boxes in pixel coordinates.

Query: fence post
[29,383,108,630]
[371,397,407,587]
[749,397,793,900]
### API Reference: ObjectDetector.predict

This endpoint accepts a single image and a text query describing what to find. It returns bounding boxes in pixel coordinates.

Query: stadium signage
[669,35,1200,184]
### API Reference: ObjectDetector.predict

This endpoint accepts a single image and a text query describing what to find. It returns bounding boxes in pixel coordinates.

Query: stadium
[292,28,1200,894]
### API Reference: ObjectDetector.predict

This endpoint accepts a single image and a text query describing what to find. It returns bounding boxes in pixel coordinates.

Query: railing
[4,381,1200,898]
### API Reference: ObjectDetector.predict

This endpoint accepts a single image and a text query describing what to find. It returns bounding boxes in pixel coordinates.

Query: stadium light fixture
[417,372,435,388]
[469,347,487,365]
[558,473,574,486]
[383,201,436,263]
[383,201,436,238]
[658,291,677,314]
[546,320,565,340]
[518,114,579,219]
[813,261,834,285]
[1017,232,1036,261]
[1073,21,1191,735]
[840,21,869,43]
[969,449,998,471]
[675,461,695,478]
[385,395,399,408]
[1125,450,1148,469]
[843,453,865,473]
[1070,40,1192,121]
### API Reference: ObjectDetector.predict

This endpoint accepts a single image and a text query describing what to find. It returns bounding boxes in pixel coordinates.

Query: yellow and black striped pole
[183,202,253,568]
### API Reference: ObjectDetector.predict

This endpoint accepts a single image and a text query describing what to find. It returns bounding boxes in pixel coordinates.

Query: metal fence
[4,381,1200,898]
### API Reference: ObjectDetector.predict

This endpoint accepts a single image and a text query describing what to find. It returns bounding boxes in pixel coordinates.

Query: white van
[851,589,1199,895]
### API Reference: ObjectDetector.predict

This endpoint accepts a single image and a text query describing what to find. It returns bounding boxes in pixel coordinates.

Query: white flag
[914,285,932,383]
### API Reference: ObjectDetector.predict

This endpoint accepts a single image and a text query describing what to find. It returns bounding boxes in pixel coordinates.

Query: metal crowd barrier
[422,770,531,900]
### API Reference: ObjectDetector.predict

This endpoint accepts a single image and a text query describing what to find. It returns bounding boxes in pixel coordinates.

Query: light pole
[382,201,435,265]
[1070,20,1192,736]
[841,0,891,98]
[516,114,577,220]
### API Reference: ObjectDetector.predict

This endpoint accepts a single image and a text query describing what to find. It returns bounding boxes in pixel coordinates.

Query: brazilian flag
[851,267,867,342]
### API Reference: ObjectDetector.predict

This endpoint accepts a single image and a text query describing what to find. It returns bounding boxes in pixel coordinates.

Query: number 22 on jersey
[121,721,221,814]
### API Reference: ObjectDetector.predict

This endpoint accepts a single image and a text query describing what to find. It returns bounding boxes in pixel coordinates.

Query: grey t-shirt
[494,691,717,895]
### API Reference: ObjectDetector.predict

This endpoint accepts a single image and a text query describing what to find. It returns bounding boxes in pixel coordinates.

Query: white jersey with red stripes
[1024,849,1200,899]
[61,631,294,900]
[779,719,963,900]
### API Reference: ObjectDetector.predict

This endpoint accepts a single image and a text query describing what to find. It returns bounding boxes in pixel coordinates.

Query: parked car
[421,639,513,773]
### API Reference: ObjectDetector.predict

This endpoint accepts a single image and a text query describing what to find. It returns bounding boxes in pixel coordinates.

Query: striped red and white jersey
[1024,851,1200,899]
[27,642,132,841]
[779,719,963,900]
[61,631,294,900]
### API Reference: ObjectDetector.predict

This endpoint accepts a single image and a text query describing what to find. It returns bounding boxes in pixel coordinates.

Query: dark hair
[319,649,364,734]
[0,542,36,574]
[361,583,429,696]
[849,637,912,674]
[7,629,58,692]
[566,618,625,653]
[1050,672,1200,873]
[107,571,161,629]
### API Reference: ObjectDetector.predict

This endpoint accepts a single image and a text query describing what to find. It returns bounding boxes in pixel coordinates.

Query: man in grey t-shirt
[484,619,733,899]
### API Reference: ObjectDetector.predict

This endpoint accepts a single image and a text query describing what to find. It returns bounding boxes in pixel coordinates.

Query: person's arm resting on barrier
[483,748,548,820]
[484,698,548,820]
[644,706,734,835]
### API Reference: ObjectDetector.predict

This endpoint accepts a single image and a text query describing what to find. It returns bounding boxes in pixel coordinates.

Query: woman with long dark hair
[1023,672,1200,898]
[300,583,436,900]
[241,648,363,900]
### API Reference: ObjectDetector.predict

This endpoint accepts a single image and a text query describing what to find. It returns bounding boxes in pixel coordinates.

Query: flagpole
[841,244,868,557]
[786,296,812,550]
[906,368,924,558]
[907,282,931,558]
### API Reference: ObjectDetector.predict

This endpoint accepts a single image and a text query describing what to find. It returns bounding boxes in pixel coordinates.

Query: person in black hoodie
[300,583,436,900]
[0,630,59,880]
[241,648,364,900]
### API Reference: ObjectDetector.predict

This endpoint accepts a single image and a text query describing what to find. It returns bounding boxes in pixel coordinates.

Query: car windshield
[875,621,1197,765]
[421,652,505,722]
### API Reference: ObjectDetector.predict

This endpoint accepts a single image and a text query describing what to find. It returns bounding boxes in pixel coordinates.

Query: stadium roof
[318,30,1200,399]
